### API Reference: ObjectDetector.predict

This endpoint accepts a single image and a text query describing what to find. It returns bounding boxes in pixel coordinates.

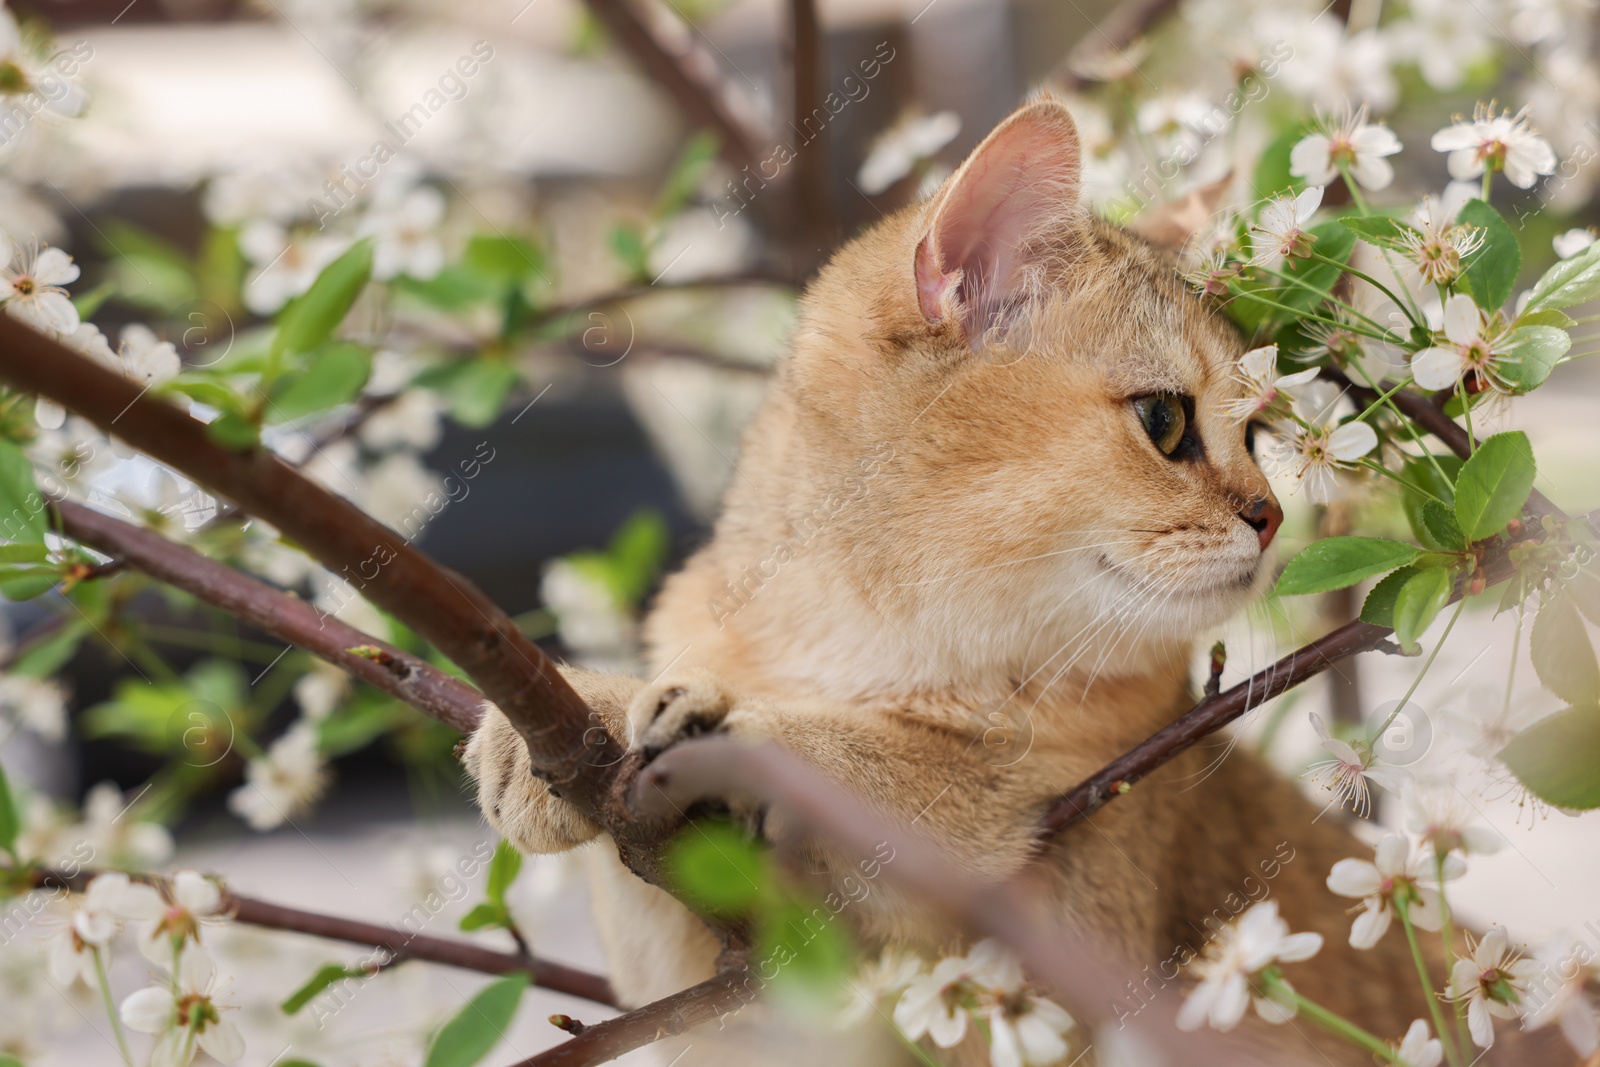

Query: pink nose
[1240,498,1283,551]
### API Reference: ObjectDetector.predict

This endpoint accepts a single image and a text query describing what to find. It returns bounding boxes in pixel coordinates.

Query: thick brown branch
[581,0,761,171]
[507,971,749,1067]
[0,318,634,854]
[53,498,485,734]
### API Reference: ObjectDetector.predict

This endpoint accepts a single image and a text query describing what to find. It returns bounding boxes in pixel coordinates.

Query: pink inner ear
[916,103,1082,333]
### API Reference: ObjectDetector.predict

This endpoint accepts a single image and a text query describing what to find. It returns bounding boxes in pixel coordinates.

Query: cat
[466,96,1558,1066]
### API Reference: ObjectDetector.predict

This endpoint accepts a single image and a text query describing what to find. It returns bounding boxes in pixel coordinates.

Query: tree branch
[0,318,651,869]
[53,498,486,734]
[507,971,750,1067]
[28,867,615,1007]
[581,0,761,171]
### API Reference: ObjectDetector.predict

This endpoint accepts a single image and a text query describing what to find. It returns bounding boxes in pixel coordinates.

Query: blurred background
[3,0,1600,1062]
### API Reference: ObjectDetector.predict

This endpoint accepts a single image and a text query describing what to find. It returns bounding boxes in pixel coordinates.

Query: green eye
[1134,394,1187,455]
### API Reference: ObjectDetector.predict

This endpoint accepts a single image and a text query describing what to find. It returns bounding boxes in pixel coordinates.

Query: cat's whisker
[895,539,1151,588]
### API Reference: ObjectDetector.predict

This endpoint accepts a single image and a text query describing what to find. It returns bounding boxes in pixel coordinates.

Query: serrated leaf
[423,974,529,1067]
[1401,455,1463,551]
[1421,500,1466,550]
[1531,589,1600,706]
[273,240,373,359]
[1516,308,1576,329]
[0,440,47,544]
[486,839,523,906]
[1499,704,1600,810]
[1361,565,1419,628]
[1339,215,1423,251]
[1524,239,1600,313]
[1275,537,1422,596]
[0,762,18,857]
[666,820,767,915]
[281,964,368,1015]
[1456,200,1520,312]
[268,343,372,423]
[1393,565,1454,650]
[1497,324,1571,394]
[1454,431,1537,541]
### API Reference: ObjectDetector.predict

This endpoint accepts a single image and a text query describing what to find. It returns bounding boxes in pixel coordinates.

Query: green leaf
[1400,455,1463,552]
[458,902,508,932]
[160,377,253,417]
[1499,704,1600,810]
[394,264,492,312]
[1516,308,1576,330]
[609,224,650,281]
[0,565,61,601]
[486,839,523,906]
[1455,200,1520,312]
[1393,565,1453,650]
[606,510,669,607]
[0,762,18,857]
[0,543,46,564]
[757,897,854,1011]
[268,343,372,423]
[8,621,88,677]
[1275,537,1422,596]
[423,974,529,1067]
[1421,500,1466,551]
[1275,220,1357,314]
[1531,589,1600,706]
[96,219,199,310]
[316,699,401,758]
[1453,431,1537,541]
[1250,127,1306,201]
[206,411,261,450]
[1496,325,1571,394]
[654,131,721,220]
[273,240,373,359]
[0,440,47,544]
[281,964,369,1015]
[1360,565,1419,628]
[463,235,545,286]
[430,359,519,428]
[667,820,767,915]
[1524,239,1600,314]
[0,1054,25,1067]
[1339,215,1422,251]
[1569,566,1600,627]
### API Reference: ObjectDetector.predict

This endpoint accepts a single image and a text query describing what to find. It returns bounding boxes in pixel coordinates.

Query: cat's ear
[1127,173,1234,252]
[915,97,1082,339]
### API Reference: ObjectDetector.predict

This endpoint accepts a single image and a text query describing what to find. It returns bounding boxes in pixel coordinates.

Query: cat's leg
[462,666,641,854]
[629,669,1054,886]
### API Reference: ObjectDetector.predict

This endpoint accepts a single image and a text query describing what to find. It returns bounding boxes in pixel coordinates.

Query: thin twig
[507,971,750,1067]
[54,499,486,734]
[580,0,761,171]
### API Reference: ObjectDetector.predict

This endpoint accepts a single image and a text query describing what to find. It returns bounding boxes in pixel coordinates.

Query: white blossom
[76,781,175,869]
[44,873,164,989]
[858,112,961,196]
[1222,344,1319,422]
[1250,186,1323,271]
[135,869,230,965]
[0,8,88,118]
[1402,198,1486,287]
[1176,901,1322,1032]
[1405,783,1505,858]
[239,221,350,315]
[118,324,181,385]
[1303,712,1408,817]
[0,235,79,334]
[1396,1018,1445,1067]
[1394,0,1495,90]
[1411,293,1516,393]
[893,939,1014,1049]
[984,992,1076,1067]
[1445,926,1546,1048]
[1432,105,1557,190]
[1325,833,1462,949]
[1553,228,1596,260]
[1523,932,1600,1057]
[358,389,444,453]
[839,949,925,1028]
[120,947,245,1067]
[227,719,328,831]
[0,672,67,741]
[361,184,446,281]
[1290,107,1402,190]
[1269,387,1378,506]
[292,662,350,721]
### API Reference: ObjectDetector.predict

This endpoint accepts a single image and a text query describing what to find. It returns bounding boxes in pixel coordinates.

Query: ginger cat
[466,97,1551,1065]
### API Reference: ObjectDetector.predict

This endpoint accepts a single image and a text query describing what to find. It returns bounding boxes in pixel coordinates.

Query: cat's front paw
[628,668,742,762]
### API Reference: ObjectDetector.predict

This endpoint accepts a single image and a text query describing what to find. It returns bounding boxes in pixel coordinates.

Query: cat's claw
[629,668,738,762]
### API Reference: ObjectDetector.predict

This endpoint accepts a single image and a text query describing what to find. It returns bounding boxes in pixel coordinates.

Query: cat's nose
[1239,497,1283,551]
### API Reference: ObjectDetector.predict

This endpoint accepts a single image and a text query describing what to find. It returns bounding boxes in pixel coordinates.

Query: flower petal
[1350,899,1392,949]
[1327,859,1383,899]
[198,1017,246,1064]
[1276,931,1324,962]
[1327,420,1377,461]
[1411,347,1466,391]
[120,986,176,1033]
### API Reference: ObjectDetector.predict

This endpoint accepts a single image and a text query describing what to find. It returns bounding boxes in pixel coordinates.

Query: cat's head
[777,95,1280,677]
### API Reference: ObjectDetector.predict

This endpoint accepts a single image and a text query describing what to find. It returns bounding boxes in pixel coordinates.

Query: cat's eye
[1133,393,1187,456]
